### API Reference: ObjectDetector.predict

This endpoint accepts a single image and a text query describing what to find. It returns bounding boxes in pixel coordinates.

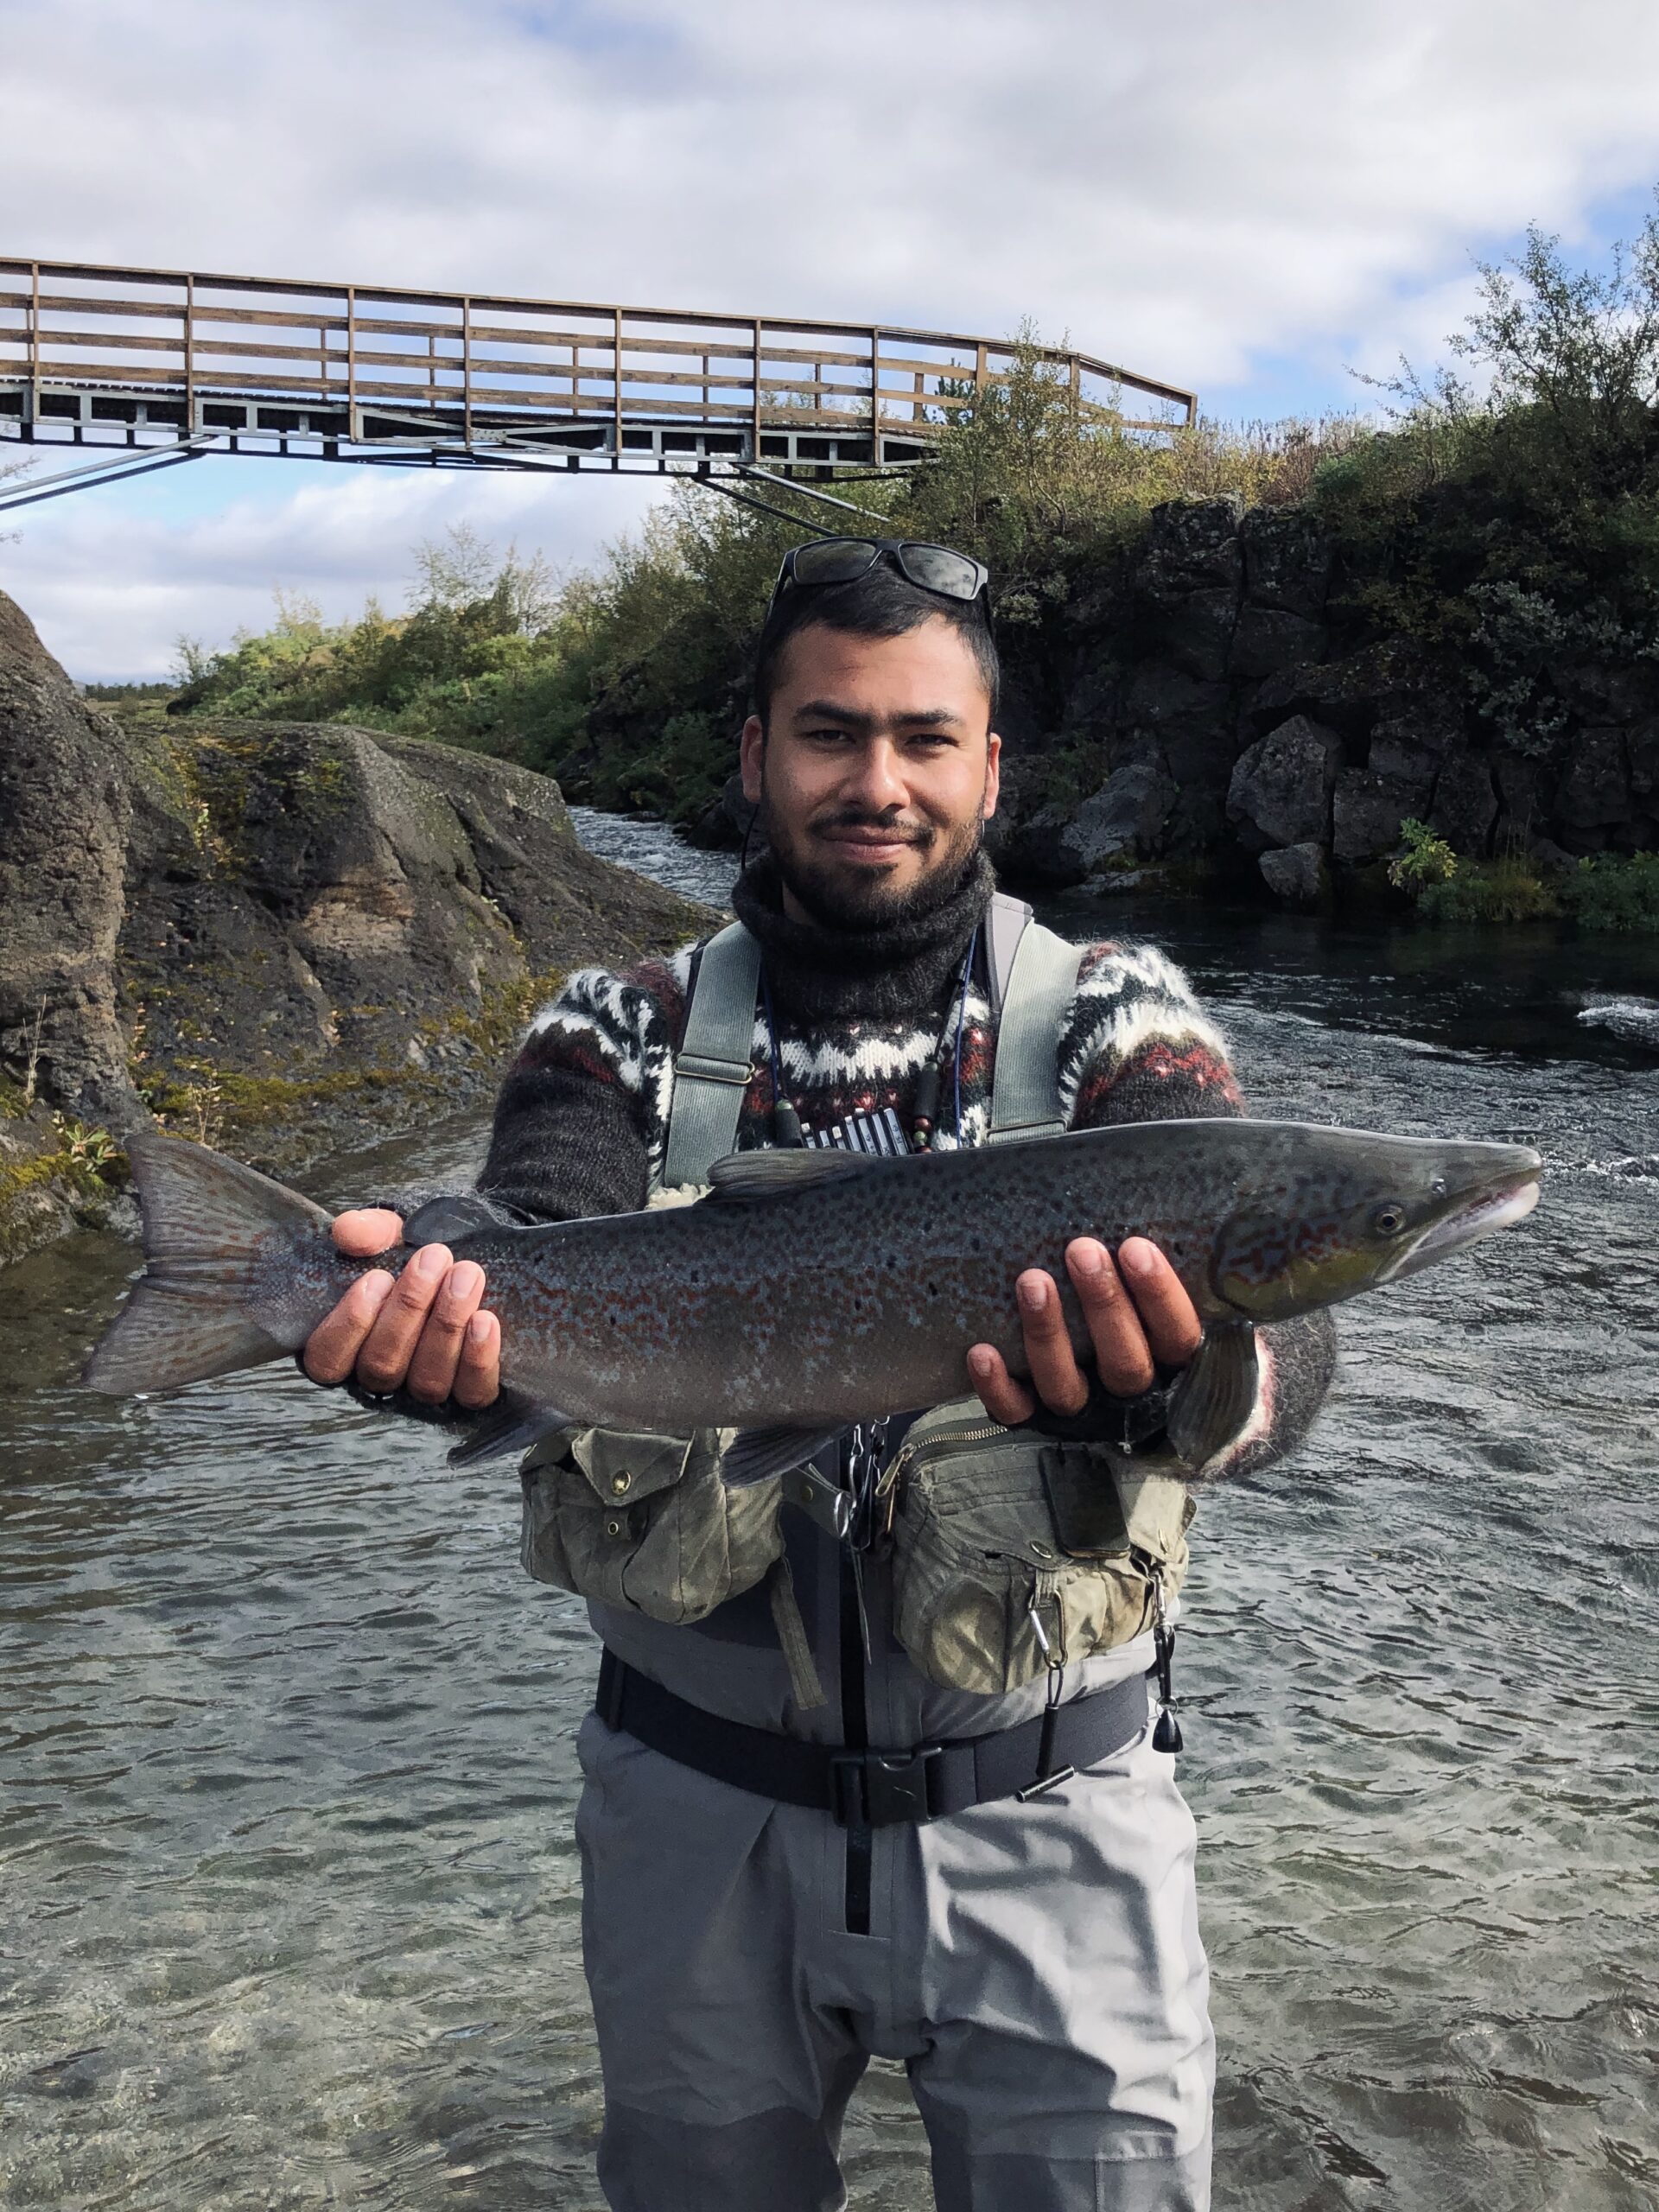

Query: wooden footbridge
[0,256,1196,515]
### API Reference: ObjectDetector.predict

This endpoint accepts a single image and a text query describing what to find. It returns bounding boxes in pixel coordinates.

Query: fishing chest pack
[518,894,1195,1701]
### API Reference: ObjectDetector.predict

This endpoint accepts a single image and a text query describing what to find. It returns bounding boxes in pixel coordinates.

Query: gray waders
[569,895,1215,2211]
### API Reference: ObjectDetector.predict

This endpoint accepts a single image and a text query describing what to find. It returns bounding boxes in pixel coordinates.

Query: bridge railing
[0,257,1196,475]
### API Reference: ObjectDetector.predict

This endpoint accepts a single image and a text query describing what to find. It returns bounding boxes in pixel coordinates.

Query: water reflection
[2,819,1655,2211]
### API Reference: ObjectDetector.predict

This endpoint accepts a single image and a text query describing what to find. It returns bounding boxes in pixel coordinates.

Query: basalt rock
[1258,841,1329,907]
[1061,759,1178,874]
[1554,728,1631,850]
[1332,769,1412,864]
[0,588,710,1267]
[1428,751,1500,856]
[1238,507,1332,619]
[1227,715,1343,854]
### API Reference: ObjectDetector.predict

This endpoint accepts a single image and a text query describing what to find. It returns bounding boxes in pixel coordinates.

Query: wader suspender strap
[658,893,1082,1185]
[658,921,761,1192]
[987,908,1084,1144]
[983,889,1031,1018]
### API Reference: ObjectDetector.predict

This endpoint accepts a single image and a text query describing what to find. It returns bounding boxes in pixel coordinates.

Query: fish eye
[1370,1201,1408,1236]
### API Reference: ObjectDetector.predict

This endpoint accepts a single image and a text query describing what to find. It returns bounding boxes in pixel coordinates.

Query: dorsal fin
[707,1148,884,1201]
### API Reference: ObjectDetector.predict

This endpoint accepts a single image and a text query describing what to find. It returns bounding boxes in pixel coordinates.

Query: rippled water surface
[3,823,1656,2210]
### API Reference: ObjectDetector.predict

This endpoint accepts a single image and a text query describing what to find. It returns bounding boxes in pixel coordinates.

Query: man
[304,537,1335,2212]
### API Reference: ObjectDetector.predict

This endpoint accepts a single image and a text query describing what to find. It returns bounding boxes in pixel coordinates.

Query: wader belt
[594,1649,1149,1826]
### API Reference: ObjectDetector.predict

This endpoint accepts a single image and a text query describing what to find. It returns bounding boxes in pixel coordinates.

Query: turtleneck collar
[730,848,995,1026]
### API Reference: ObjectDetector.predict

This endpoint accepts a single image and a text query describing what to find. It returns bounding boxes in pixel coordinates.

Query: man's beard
[758,790,987,931]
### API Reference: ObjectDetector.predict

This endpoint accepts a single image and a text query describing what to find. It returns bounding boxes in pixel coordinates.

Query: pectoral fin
[1166,1322,1260,1472]
[448,1389,578,1467]
[721,1423,847,1488]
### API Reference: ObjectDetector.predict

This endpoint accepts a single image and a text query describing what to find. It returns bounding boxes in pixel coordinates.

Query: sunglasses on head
[765,537,991,624]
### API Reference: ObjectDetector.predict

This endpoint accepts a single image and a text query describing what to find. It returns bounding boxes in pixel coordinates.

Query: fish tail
[83,1132,333,1395]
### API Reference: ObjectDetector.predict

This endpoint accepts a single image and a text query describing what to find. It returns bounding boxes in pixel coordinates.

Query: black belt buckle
[830,1745,940,1828]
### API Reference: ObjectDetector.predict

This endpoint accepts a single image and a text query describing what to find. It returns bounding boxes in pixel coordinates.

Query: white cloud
[0,462,667,679]
[5,0,1659,671]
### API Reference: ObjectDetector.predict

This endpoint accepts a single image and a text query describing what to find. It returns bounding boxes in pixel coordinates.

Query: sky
[5,0,1659,679]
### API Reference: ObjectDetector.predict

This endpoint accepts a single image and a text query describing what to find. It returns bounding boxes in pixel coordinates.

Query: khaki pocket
[887,1401,1192,1696]
[520,1425,782,1624]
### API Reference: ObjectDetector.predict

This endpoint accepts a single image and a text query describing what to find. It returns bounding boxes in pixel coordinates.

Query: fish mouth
[1384,1169,1541,1281]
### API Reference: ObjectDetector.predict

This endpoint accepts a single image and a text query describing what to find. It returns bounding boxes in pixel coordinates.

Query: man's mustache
[807,810,933,845]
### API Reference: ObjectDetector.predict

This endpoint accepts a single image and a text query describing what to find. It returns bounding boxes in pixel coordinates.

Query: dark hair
[751,560,1000,728]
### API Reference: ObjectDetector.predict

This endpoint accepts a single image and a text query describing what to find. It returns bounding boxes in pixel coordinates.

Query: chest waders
[540,895,1189,1840]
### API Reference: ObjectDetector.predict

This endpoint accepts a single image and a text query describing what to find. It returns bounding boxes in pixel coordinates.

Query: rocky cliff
[0,589,711,1264]
[976,495,1659,904]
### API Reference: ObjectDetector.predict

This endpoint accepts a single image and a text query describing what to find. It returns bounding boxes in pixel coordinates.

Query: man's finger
[454,1310,502,1411]
[302,1268,397,1385]
[1014,1269,1090,1416]
[967,1343,1036,1427]
[1116,1238,1205,1370]
[406,1259,488,1405]
[355,1243,452,1395]
[1065,1239,1157,1398]
[333,1208,404,1258]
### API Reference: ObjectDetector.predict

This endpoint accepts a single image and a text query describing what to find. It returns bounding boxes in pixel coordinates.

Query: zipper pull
[1148,1563,1183,1753]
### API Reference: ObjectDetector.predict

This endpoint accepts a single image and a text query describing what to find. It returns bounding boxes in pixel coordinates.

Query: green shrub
[1560,850,1659,931]
[1388,817,1459,891]
[1414,857,1560,924]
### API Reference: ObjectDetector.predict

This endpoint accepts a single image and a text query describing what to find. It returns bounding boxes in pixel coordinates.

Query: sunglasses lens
[790,538,880,588]
[897,543,982,601]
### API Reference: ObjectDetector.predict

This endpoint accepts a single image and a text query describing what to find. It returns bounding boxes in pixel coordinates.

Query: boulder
[1332,769,1410,864]
[1259,841,1329,907]
[0,594,138,1124]
[1555,728,1630,832]
[1119,660,1230,747]
[1428,750,1499,855]
[991,800,1088,888]
[1147,588,1236,683]
[1133,498,1243,607]
[685,769,756,851]
[1226,715,1343,853]
[1061,760,1177,872]
[1369,728,1442,809]
[1229,606,1325,683]
[1239,508,1333,618]
[0,586,710,1261]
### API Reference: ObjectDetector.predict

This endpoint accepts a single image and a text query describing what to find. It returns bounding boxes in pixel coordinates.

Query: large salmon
[82,1121,1541,1478]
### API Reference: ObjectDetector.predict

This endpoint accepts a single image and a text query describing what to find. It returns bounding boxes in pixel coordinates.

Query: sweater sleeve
[477,945,695,1224]
[1059,938,1337,1480]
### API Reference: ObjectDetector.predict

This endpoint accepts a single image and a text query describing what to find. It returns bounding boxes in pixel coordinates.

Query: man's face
[738,615,1001,929]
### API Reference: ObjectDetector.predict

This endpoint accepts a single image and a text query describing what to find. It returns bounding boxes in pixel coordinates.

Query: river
[3,815,1656,2211]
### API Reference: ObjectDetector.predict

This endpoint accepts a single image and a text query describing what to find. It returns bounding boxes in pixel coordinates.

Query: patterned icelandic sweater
[476,852,1335,1478]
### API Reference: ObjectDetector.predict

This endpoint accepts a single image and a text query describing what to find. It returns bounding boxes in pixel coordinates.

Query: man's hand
[968,1237,1203,1427]
[302,1209,502,1408]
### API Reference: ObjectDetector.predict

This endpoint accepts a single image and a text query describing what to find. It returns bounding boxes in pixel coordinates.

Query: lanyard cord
[760,922,980,1152]
[951,923,978,1147]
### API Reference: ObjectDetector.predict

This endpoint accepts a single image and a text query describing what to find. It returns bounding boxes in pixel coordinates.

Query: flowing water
[3,817,1656,2211]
